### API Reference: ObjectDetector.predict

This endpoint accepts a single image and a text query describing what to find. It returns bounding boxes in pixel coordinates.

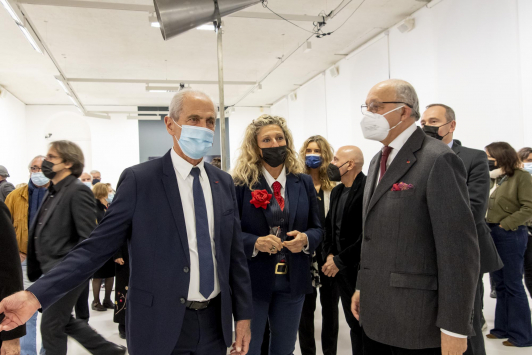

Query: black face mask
[41,159,63,180]
[488,160,497,171]
[422,121,452,141]
[327,162,349,182]
[92,179,101,185]
[261,146,287,168]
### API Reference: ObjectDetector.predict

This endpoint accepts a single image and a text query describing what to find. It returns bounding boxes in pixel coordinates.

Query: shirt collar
[170,148,206,180]
[262,166,287,189]
[386,122,417,152]
[49,175,75,194]
[447,140,454,149]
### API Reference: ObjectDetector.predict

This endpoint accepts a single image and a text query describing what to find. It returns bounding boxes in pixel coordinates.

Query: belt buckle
[275,262,288,275]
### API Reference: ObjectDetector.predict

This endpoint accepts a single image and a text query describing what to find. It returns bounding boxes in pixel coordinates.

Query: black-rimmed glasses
[361,101,413,114]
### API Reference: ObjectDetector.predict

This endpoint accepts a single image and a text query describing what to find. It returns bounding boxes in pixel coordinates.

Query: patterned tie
[190,167,215,299]
[379,146,393,181]
[272,181,285,211]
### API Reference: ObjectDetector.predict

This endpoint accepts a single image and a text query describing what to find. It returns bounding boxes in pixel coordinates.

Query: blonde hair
[92,182,109,200]
[233,115,303,189]
[299,135,335,191]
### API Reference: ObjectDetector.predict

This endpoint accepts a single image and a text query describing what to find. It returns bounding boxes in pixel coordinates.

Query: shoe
[106,344,127,355]
[119,331,126,339]
[490,289,497,298]
[503,340,516,347]
[92,301,107,312]
[103,300,115,309]
[486,334,500,339]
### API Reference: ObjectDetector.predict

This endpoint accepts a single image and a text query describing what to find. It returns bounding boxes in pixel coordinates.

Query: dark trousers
[74,281,90,321]
[171,296,226,355]
[249,275,305,355]
[298,272,340,355]
[464,274,486,355]
[525,231,532,298]
[40,282,116,355]
[363,329,441,355]
[489,224,532,347]
[337,273,363,354]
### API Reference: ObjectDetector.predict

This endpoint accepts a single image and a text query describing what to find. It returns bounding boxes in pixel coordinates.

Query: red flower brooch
[391,182,414,191]
[250,189,272,209]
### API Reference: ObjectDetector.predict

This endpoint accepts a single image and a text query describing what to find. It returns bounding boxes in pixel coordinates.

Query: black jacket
[323,172,366,279]
[0,201,26,342]
[27,175,97,281]
[452,141,503,273]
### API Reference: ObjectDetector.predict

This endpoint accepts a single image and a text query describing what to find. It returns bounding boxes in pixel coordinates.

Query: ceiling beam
[17,0,323,21]
[67,78,256,85]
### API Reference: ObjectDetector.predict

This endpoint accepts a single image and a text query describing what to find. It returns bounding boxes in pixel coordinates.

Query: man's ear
[449,120,457,133]
[401,106,412,121]
[63,161,73,170]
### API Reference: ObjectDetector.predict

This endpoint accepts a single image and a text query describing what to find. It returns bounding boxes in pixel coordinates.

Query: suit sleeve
[229,181,254,321]
[71,186,97,242]
[234,184,262,258]
[302,176,323,254]
[28,168,137,310]
[0,201,26,341]
[427,151,479,336]
[467,151,490,228]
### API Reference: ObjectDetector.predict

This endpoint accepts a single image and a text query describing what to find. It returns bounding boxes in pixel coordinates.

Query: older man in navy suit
[0,90,253,355]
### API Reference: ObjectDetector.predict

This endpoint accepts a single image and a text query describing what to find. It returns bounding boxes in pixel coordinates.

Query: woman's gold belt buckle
[275,262,288,275]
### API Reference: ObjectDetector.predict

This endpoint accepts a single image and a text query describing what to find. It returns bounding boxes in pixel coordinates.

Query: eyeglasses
[30,166,42,172]
[361,101,413,114]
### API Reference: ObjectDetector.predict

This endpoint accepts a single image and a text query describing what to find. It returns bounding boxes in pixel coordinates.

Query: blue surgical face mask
[172,119,214,160]
[106,193,115,204]
[83,181,92,188]
[306,154,322,169]
[30,172,50,187]
[524,162,532,174]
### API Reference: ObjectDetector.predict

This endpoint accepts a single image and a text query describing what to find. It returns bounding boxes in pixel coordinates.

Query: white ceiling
[0,0,428,108]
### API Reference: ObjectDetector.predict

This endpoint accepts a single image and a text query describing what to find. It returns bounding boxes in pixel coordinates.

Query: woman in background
[485,142,532,347]
[297,135,339,355]
[91,183,116,311]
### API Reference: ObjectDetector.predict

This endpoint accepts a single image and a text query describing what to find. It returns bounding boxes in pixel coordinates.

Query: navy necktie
[190,167,215,299]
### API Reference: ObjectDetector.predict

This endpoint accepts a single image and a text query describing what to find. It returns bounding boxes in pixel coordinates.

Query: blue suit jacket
[28,150,253,355]
[234,173,323,301]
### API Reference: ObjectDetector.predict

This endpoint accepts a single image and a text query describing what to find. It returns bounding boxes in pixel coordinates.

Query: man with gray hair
[90,170,101,185]
[0,90,253,355]
[4,155,49,355]
[352,79,479,355]
[0,165,15,202]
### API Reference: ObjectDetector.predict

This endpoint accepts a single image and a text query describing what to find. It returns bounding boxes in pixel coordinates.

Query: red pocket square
[391,182,414,191]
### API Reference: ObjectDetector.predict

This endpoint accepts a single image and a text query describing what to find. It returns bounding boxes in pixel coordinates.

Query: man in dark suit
[13,140,124,355]
[0,90,253,355]
[0,200,26,355]
[421,104,503,355]
[352,79,480,355]
[321,145,366,354]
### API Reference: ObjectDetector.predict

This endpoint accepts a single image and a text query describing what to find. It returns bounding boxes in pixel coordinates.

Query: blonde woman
[297,136,339,355]
[233,115,323,355]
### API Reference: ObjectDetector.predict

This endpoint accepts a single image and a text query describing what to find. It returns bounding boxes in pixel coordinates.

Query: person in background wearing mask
[232,115,323,355]
[420,104,503,355]
[105,183,115,203]
[80,172,93,188]
[352,79,479,355]
[518,147,532,298]
[485,142,532,347]
[321,146,365,354]
[298,135,339,355]
[90,183,116,312]
[4,155,49,355]
[0,90,253,355]
[91,170,101,185]
[0,165,15,202]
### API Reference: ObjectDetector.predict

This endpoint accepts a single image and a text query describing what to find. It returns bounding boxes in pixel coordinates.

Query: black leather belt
[185,295,219,310]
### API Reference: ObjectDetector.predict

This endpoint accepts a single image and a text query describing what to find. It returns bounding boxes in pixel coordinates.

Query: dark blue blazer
[235,172,323,301]
[28,150,253,355]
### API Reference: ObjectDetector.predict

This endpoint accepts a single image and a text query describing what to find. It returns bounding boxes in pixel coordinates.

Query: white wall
[276,0,532,172]
[0,89,27,185]
[25,105,140,187]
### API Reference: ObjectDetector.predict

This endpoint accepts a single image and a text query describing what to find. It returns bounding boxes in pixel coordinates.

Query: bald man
[322,145,366,354]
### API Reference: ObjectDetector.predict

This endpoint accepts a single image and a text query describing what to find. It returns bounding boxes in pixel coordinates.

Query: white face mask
[360,105,405,142]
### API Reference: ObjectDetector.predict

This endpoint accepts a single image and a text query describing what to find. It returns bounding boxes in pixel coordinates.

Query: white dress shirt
[170,148,220,301]
[373,125,466,339]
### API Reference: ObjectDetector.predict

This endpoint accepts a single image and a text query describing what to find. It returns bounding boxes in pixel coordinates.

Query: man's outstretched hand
[0,291,41,332]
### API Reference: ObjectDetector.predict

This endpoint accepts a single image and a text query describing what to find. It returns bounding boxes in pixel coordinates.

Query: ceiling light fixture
[148,12,160,28]
[197,23,217,31]
[127,115,161,120]
[146,84,187,92]
[1,0,44,54]
[0,0,22,23]
[55,76,69,94]
[85,112,111,119]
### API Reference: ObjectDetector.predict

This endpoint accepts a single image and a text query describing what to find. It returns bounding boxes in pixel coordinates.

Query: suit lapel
[29,190,49,236]
[161,151,190,265]
[452,142,461,156]
[205,165,222,259]
[257,176,275,228]
[343,173,364,222]
[330,185,342,229]
[366,128,425,216]
[363,153,381,219]
[40,179,72,229]
[286,173,300,231]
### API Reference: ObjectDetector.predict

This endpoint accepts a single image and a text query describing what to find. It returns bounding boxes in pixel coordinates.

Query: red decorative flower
[391,182,414,191]
[250,189,272,209]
